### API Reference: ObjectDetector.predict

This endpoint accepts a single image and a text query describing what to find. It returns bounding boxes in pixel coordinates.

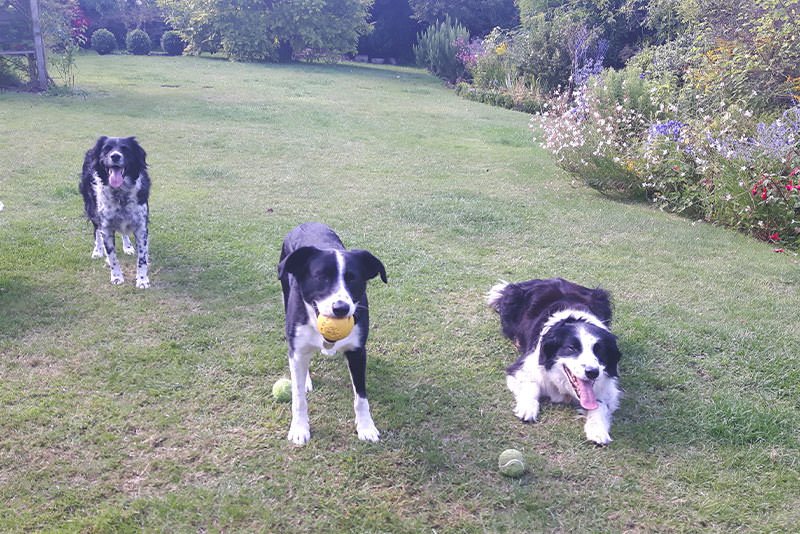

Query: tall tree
[357,0,421,62]
[408,0,518,36]
[159,0,373,61]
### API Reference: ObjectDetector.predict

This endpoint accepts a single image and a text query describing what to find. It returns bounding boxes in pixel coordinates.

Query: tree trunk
[29,0,48,91]
[278,40,293,63]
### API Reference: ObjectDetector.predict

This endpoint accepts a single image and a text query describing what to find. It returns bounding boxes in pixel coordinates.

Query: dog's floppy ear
[127,137,147,168]
[589,287,613,328]
[277,246,321,280]
[351,249,387,283]
[87,136,108,176]
[539,327,565,367]
[599,334,621,377]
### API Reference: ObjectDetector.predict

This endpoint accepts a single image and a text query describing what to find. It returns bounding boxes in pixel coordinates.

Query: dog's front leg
[134,225,150,289]
[288,348,313,445]
[507,373,541,422]
[91,227,105,258]
[345,347,379,442]
[584,402,613,445]
[101,228,124,284]
[584,385,620,445]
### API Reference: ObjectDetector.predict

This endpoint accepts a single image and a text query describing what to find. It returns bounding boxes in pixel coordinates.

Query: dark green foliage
[357,0,422,63]
[160,30,184,56]
[409,0,519,36]
[158,0,372,62]
[90,28,116,55]
[413,15,469,83]
[125,29,151,55]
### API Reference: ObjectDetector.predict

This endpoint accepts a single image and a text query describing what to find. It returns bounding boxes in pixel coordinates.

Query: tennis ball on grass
[272,378,292,402]
[498,449,526,478]
[317,314,354,341]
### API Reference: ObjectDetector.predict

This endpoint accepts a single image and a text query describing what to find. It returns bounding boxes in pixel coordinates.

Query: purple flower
[648,120,686,141]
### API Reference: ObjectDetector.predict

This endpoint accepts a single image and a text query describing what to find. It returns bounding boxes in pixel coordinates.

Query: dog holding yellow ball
[277,222,387,445]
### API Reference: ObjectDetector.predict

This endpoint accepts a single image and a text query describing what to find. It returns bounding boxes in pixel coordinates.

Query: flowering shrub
[452,36,484,73]
[40,0,88,88]
[537,66,800,246]
[534,68,658,196]
[452,29,548,113]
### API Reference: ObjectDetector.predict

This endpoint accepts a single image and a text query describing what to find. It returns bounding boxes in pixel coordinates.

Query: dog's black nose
[584,367,600,380]
[110,153,121,162]
[331,301,350,318]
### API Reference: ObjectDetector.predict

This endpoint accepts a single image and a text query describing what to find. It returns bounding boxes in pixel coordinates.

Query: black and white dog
[486,278,621,445]
[79,136,151,289]
[277,222,387,445]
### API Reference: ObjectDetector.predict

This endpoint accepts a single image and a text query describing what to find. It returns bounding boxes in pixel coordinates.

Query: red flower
[672,167,679,171]
[774,248,784,253]
[769,233,780,242]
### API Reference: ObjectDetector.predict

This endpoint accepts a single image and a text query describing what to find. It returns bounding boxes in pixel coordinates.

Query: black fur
[79,136,152,288]
[492,278,619,381]
[276,222,387,444]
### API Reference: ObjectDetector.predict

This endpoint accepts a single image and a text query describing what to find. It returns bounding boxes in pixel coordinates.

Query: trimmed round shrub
[161,31,185,56]
[126,30,151,56]
[91,28,117,55]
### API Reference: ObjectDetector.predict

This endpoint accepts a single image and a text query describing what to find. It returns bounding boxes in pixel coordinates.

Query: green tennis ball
[272,378,292,402]
[498,448,526,478]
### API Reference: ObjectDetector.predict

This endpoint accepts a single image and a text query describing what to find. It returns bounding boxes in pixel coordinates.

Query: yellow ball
[317,314,354,341]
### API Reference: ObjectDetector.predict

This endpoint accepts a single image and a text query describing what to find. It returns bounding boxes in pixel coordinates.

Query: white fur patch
[507,311,620,445]
[313,251,355,317]
[485,280,509,309]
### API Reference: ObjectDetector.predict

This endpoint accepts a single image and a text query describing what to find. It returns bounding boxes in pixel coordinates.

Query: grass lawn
[1,53,799,533]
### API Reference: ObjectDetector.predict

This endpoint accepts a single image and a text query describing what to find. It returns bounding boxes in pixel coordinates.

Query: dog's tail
[485,280,509,312]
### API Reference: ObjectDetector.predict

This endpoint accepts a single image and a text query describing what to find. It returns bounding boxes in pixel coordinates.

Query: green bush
[126,30,151,56]
[91,29,117,55]
[413,16,469,83]
[161,31,185,56]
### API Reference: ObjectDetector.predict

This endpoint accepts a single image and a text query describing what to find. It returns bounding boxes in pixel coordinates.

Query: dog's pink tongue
[109,168,124,188]
[579,379,599,410]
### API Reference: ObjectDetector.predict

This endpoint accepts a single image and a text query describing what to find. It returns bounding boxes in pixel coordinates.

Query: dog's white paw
[514,400,539,422]
[288,423,311,445]
[110,275,124,285]
[122,236,135,255]
[136,277,150,289]
[584,419,612,445]
[91,248,104,259]
[357,423,380,442]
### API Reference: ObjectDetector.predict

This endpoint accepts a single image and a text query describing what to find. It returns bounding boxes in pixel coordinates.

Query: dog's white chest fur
[92,173,148,233]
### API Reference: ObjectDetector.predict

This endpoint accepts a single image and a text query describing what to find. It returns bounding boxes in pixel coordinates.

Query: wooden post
[28,0,47,91]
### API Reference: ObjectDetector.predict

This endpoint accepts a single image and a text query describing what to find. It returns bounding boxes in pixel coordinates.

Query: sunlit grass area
[1,53,798,533]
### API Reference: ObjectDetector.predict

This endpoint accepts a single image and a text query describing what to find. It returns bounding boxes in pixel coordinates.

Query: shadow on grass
[0,275,65,339]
